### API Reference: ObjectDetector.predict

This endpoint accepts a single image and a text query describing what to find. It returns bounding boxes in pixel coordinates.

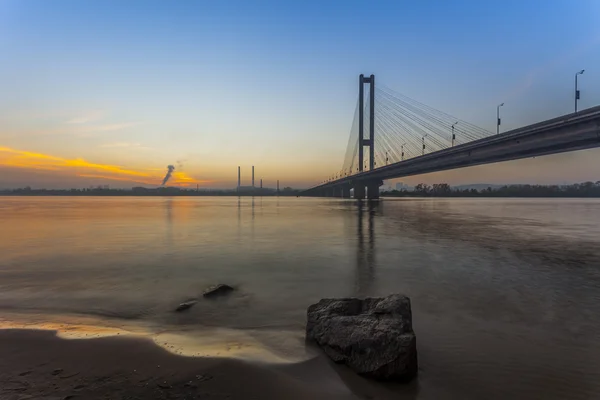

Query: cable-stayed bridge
[301,74,600,199]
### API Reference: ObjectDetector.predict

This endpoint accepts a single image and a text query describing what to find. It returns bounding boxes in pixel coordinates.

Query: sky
[1,0,599,189]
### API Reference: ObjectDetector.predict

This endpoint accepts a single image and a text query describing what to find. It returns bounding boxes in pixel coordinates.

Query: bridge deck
[302,106,600,195]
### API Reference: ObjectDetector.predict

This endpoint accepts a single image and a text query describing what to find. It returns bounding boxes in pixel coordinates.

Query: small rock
[195,374,213,382]
[203,284,234,298]
[60,372,80,379]
[175,300,198,312]
[52,369,63,376]
[157,382,171,389]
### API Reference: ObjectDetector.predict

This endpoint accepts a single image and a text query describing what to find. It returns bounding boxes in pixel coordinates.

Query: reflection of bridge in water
[302,74,600,199]
[354,201,379,296]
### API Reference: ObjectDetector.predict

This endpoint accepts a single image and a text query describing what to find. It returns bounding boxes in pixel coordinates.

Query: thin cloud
[503,35,600,102]
[100,142,152,150]
[66,110,105,124]
[9,121,144,138]
[79,122,143,133]
[0,146,209,187]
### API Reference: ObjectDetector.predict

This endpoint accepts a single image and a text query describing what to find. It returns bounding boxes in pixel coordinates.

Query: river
[1,196,599,399]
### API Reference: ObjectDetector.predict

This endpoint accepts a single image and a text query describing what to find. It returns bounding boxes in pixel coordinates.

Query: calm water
[1,196,600,399]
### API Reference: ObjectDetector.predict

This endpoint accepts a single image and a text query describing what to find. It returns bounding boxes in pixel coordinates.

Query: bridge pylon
[359,74,375,172]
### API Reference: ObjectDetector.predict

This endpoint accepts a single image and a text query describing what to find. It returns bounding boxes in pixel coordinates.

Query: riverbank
[0,329,367,400]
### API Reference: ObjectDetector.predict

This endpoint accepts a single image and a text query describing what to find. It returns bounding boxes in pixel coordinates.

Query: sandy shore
[0,329,417,400]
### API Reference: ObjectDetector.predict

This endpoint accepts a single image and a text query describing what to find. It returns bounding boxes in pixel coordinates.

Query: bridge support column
[342,186,351,198]
[332,187,340,197]
[354,184,365,199]
[367,181,380,200]
[358,74,376,173]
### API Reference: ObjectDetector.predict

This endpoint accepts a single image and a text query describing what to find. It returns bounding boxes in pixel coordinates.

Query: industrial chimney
[237,166,241,191]
[252,166,255,188]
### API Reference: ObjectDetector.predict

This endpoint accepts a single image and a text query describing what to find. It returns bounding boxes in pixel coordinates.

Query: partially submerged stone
[306,294,418,381]
[175,300,197,312]
[203,284,234,298]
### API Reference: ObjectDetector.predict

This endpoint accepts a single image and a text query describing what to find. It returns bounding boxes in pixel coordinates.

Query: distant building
[395,182,407,191]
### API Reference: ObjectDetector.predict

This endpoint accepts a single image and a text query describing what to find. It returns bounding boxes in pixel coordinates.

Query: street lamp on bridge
[401,143,406,161]
[422,135,428,156]
[496,103,504,135]
[451,121,459,147]
[575,69,585,113]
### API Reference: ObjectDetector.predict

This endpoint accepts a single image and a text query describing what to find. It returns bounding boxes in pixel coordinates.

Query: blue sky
[1,0,599,188]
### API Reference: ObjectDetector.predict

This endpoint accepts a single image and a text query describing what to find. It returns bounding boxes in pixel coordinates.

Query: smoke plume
[161,165,175,186]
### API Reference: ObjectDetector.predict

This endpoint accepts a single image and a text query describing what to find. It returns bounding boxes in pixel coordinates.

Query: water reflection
[251,196,255,237]
[164,198,174,251]
[355,201,378,296]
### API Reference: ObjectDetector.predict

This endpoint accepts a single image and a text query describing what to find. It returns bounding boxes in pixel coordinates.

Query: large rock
[306,294,417,381]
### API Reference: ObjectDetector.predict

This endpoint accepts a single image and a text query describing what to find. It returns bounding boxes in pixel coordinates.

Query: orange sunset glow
[0,146,209,187]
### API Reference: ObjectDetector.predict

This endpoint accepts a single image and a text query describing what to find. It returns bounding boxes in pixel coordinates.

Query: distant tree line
[384,181,600,197]
[0,186,302,196]
[5,182,600,197]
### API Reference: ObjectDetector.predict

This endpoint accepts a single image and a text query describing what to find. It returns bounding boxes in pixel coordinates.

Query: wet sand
[0,329,416,400]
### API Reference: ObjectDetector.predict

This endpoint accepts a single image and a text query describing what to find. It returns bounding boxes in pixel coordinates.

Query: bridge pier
[342,186,351,198]
[367,182,380,200]
[354,184,366,199]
